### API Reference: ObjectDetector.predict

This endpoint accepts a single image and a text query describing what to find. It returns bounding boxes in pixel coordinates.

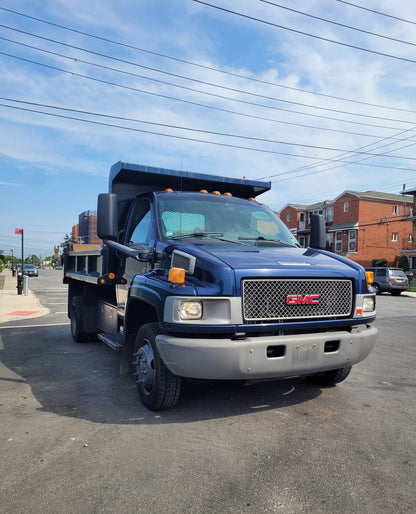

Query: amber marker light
[165,188,173,192]
[200,189,208,193]
[212,190,220,195]
[224,192,232,196]
[366,271,374,285]
[108,272,116,280]
[169,267,185,284]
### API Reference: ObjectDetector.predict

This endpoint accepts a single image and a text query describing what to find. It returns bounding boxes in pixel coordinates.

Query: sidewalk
[0,268,50,323]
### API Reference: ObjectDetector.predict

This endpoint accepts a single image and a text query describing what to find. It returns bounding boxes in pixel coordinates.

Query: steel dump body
[64,162,377,409]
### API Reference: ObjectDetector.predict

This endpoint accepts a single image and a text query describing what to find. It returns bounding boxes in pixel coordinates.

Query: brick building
[399,186,416,270]
[72,210,101,245]
[280,190,414,269]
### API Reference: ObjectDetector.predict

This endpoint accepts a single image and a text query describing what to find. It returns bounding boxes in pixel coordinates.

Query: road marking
[0,322,70,329]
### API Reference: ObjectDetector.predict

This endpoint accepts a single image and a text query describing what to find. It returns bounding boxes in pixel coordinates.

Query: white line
[0,322,70,329]
[55,311,67,314]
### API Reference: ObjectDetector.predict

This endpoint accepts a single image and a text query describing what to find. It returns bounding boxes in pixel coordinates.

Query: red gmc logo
[287,294,320,305]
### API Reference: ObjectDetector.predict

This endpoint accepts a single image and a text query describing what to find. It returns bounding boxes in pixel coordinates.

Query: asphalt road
[0,270,415,513]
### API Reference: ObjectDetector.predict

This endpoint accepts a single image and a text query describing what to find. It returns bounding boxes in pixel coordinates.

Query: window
[286,212,290,222]
[325,207,333,222]
[299,213,305,223]
[127,200,151,244]
[409,234,414,243]
[348,230,356,252]
[299,236,305,247]
[393,205,399,215]
[391,232,398,242]
[343,202,349,213]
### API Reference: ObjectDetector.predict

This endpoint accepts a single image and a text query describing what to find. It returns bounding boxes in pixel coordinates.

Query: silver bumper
[156,325,378,380]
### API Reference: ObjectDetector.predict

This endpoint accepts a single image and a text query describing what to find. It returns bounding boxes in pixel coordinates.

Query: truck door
[117,198,154,317]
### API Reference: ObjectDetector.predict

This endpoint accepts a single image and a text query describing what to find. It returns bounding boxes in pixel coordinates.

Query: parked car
[365,267,408,295]
[23,264,38,277]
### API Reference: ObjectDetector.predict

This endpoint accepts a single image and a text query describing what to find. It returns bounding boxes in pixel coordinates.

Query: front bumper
[156,325,378,380]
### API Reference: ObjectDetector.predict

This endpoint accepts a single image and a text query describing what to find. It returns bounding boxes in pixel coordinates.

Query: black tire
[372,283,381,295]
[133,323,182,411]
[70,296,88,343]
[307,366,352,386]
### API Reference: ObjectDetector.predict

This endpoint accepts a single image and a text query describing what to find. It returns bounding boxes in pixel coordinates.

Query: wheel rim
[134,340,155,396]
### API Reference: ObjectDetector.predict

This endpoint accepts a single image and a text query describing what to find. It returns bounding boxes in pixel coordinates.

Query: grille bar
[242,278,353,322]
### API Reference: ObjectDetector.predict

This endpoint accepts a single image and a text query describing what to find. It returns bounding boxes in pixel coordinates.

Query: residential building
[399,186,416,270]
[280,190,414,269]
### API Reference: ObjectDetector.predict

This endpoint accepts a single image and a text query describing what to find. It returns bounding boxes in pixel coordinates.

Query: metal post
[21,228,24,270]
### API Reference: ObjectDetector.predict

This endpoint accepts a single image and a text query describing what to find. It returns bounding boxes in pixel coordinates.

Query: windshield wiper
[171,232,249,245]
[238,236,293,247]
[171,231,224,239]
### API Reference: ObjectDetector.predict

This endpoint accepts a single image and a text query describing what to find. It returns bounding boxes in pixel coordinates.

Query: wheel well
[125,299,159,342]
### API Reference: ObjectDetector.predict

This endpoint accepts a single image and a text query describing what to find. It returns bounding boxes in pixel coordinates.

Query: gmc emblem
[287,294,320,305]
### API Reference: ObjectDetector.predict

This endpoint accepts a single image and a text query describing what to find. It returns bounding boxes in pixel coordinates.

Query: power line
[2,26,415,126]
[2,99,416,165]
[258,0,416,48]
[1,5,416,115]
[191,0,416,65]
[260,127,416,181]
[335,0,416,26]
[2,49,413,135]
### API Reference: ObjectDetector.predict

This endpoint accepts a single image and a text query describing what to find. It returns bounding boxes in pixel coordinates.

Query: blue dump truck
[64,162,378,410]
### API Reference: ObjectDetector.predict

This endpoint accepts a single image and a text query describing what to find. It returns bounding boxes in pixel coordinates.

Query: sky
[1,0,416,258]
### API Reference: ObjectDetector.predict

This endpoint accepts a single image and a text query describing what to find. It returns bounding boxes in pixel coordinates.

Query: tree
[398,255,410,271]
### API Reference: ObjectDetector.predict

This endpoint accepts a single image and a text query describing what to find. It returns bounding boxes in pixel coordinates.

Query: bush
[372,258,387,267]
[398,255,410,271]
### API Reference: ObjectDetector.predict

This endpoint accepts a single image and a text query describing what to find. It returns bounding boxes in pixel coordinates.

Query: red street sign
[15,228,23,234]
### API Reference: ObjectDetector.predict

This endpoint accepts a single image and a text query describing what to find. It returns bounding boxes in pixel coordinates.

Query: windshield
[157,193,299,247]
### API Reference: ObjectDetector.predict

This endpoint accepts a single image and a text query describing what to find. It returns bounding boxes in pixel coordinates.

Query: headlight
[363,296,375,312]
[179,301,203,320]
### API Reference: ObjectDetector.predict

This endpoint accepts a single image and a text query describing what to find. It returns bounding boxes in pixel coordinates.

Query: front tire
[307,366,352,386]
[133,323,182,411]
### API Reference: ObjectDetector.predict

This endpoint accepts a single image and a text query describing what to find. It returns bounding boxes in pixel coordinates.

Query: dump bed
[109,161,271,202]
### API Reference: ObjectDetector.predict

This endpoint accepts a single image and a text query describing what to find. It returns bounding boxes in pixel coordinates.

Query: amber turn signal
[365,271,374,285]
[169,267,185,284]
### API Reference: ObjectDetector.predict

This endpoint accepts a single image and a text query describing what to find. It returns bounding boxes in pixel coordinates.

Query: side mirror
[97,193,118,241]
[310,214,326,250]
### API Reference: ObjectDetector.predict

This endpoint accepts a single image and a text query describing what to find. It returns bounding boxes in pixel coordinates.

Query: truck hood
[205,245,362,278]
[169,242,367,296]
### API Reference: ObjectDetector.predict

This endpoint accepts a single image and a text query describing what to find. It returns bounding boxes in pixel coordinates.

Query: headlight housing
[363,296,375,313]
[179,301,203,320]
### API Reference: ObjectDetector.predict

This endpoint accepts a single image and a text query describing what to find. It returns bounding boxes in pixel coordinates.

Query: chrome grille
[242,278,353,322]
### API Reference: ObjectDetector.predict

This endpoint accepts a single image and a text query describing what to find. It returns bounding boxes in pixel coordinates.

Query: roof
[280,200,333,212]
[334,190,413,203]
[327,222,359,232]
[109,162,271,201]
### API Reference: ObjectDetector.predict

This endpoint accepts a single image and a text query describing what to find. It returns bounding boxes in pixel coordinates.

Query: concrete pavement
[0,268,49,323]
